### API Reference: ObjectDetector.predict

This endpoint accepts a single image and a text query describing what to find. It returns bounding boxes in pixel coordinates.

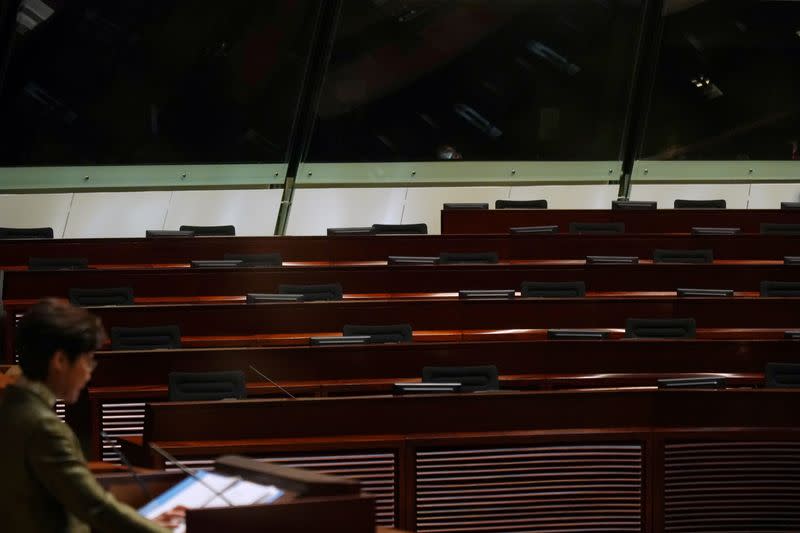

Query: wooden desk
[441,208,800,234]
[2,233,800,266]
[122,390,800,532]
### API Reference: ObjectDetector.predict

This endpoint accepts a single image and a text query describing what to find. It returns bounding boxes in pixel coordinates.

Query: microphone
[99,430,152,500]
[248,364,296,400]
[148,443,235,507]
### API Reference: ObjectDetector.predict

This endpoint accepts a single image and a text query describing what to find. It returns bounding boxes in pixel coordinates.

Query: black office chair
[495,199,548,209]
[625,318,696,339]
[327,227,373,236]
[110,325,182,350]
[569,222,625,234]
[760,281,800,297]
[761,224,800,236]
[780,202,800,210]
[765,363,800,387]
[223,253,283,267]
[653,249,713,264]
[69,287,134,307]
[28,257,88,270]
[343,324,413,343]
[168,371,247,401]
[0,227,53,239]
[612,200,657,210]
[179,225,236,236]
[278,283,343,301]
[521,281,586,297]
[674,199,726,209]
[422,365,499,392]
[443,203,489,210]
[371,223,428,235]
[438,252,498,265]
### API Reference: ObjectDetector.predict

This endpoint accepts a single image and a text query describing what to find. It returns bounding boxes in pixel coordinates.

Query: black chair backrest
[625,318,696,339]
[612,200,657,210]
[342,324,413,343]
[765,363,800,387]
[438,252,498,265]
[761,223,800,235]
[422,365,499,392]
[780,202,800,210]
[110,325,182,350]
[569,222,625,234]
[495,199,548,209]
[0,227,53,239]
[178,225,235,236]
[168,371,247,401]
[69,287,134,307]
[278,283,343,301]
[674,199,726,209]
[327,227,373,236]
[371,223,428,235]
[443,203,489,210]
[653,249,713,264]
[146,230,194,238]
[521,281,586,297]
[223,253,283,267]
[760,281,800,297]
[28,257,88,271]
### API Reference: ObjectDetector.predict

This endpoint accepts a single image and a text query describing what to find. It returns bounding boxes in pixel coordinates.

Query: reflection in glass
[642,0,800,160]
[307,0,644,163]
[0,0,319,165]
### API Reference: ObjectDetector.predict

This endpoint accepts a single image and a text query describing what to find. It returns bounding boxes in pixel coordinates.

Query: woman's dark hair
[17,299,106,381]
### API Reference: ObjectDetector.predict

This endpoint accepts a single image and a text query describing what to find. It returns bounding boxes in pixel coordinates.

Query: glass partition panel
[0,0,319,167]
[306,0,645,164]
[641,0,800,161]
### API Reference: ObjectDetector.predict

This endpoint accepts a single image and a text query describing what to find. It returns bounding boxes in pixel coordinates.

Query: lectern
[97,455,377,533]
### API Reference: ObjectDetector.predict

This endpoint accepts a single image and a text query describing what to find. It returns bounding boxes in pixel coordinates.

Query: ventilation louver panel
[415,444,643,532]
[665,441,800,531]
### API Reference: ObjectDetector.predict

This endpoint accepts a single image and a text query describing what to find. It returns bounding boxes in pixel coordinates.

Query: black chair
[761,223,800,236]
[674,199,726,209]
[371,223,428,235]
[653,249,713,264]
[0,227,53,239]
[28,257,88,270]
[168,371,247,401]
[521,281,586,297]
[612,200,657,210]
[765,363,800,387]
[223,253,283,267]
[110,325,182,350]
[625,318,696,339]
[780,202,800,210]
[69,287,134,307]
[569,222,625,234]
[179,225,235,236]
[760,281,800,297]
[343,324,413,343]
[438,252,498,265]
[443,203,489,210]
[495,199,548,209]
[278,283,343,301]
[509,225,559,234]
[422,365,499,392]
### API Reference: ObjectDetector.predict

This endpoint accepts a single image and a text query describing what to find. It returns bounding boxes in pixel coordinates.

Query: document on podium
[138,470,283,532]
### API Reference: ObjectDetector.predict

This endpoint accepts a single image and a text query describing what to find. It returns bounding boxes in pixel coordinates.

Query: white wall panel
[286,188,407,235]
[0,193,72,236]
[402,187,511,234]
[629,184,751,209]
[164,189,282,236]
[64,192,172,238]
[746,184,800,209]
[509,184,619,209]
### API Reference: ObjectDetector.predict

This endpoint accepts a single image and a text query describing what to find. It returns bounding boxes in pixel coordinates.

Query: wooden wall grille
[100,401,146,461]
[665,441,800,532]
[415,443,643,533]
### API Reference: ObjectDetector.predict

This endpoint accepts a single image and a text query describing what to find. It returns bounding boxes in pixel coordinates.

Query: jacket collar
[13,376,57,408]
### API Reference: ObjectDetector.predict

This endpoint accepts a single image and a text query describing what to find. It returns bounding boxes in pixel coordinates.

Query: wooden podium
[97,455,383,533]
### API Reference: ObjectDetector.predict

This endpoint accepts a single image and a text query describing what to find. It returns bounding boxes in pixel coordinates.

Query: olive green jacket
[0,380,168,533]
